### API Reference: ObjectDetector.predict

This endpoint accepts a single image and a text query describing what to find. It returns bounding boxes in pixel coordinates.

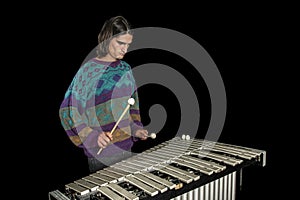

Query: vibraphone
[49,136,266,200]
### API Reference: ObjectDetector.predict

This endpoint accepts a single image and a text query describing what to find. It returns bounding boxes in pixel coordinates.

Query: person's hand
[97,132,113,148]
[135,129,148,140]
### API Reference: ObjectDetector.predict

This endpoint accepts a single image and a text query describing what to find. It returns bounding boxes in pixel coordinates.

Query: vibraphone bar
[49,136,266,200]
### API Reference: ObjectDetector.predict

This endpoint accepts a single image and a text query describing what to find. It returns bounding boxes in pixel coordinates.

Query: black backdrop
[12,3,283,200]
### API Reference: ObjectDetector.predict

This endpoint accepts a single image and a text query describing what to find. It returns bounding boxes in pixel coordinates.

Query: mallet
[97,98,135,155]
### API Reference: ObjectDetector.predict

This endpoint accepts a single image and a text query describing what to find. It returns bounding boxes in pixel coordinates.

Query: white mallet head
[181,134,186,140]
[128,98,135,105]
[149,132,156,139]
[185,135,190,140]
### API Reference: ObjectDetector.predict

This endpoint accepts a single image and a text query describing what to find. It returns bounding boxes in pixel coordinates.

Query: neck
[96,55,117,62]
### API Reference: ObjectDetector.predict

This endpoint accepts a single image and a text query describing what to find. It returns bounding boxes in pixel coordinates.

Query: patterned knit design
[59,58,143,157]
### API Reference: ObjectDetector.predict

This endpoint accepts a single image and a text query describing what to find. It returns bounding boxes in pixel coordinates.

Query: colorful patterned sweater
[59,58,143,158]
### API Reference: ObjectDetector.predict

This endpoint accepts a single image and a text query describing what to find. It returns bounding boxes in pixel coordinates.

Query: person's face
[108,33,133,60]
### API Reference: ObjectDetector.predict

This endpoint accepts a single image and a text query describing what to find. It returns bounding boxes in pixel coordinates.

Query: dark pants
[88,151,132,173]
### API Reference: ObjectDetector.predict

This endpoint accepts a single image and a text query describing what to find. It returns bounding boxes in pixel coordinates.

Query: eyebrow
[116,40,131,45]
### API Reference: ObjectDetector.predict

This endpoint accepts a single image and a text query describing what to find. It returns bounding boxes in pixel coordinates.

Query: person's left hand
[135,129,148,140]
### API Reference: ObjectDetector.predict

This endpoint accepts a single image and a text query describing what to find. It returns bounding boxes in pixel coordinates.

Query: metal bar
[141,171,176,189]
[97,186,125,200]
[107,183,139,200]
[74,179,99,191]
[133,173,168,193]
[65,182,89,196]
[125,176,159,196]
[154,167,193,184]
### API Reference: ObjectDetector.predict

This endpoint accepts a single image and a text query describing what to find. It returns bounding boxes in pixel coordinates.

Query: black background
[8,3,289,200]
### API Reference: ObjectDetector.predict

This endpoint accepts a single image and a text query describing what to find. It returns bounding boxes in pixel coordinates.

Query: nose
[121,48,127,54]
[121,44,129,54]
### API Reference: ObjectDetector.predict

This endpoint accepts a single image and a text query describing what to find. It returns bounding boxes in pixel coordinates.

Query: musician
[59,16,149,173]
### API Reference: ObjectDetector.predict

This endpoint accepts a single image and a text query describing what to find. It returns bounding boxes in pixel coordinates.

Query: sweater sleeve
[129,89,144,141]
[59,65,100,149]
[124,63,144,139]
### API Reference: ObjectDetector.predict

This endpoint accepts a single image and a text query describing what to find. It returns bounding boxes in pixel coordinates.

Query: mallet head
[128,98,135,105]
[150,132,156,139]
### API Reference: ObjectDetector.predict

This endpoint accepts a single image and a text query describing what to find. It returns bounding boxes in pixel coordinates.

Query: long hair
[97,16,132,58]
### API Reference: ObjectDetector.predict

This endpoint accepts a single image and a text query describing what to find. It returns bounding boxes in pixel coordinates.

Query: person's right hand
[97,132,113,149]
